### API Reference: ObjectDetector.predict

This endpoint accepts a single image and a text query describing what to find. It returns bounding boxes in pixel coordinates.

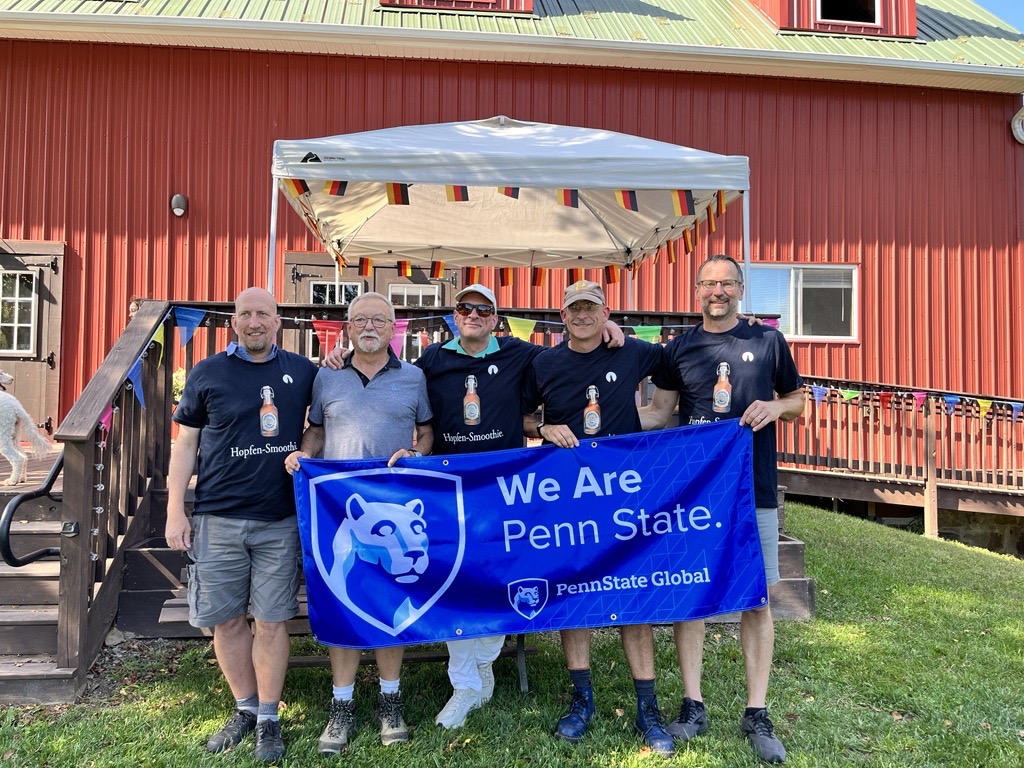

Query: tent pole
[742,190,752,313]
[267,177,280,295]
[626,266,634,311]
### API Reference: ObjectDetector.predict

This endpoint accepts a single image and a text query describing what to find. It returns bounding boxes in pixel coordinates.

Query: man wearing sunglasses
[641,254,804,764]
[521,279,675,757]
[412,282,625,730]
[285,291,433,755]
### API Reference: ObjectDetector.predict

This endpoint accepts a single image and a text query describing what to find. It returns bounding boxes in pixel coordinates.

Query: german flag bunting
[386,182,410,205]
[557,189,579,208]
[671,189,694,217]
[284,178,309,197]
[604,264,620,284]
[716,189,727,216]
[615,190,639,211]
[498,267,515,287]
[531,267,546,287]
[446,185,469,203]
[464,266,481,285]
[567,267,584,284]
[396,260,412,277]
[324,180,348,196]
[498,186,520,199]
[666,238,678,264]
[683,229,694,254]
[358,257,373,277]
[693,219,700,246]
[430,260,445,279]
[707,205,717,234]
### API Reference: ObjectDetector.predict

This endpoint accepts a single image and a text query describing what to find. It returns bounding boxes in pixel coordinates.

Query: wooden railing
[778,378,1024,535]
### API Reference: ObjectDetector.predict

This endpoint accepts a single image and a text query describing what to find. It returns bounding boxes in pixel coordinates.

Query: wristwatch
[408,449,421,457]
[536,422,546,438]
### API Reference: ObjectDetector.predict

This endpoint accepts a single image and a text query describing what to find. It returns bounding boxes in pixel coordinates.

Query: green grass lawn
[4,502,1024,767]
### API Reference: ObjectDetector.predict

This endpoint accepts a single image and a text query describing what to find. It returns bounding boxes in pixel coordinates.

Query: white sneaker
[477,663,495,703]
[435,688,483,729]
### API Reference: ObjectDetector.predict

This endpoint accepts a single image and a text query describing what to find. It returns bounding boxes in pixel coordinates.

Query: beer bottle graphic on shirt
[583,385,601,435]
[713,362,732,413]
[260,386,279,437]
[463,375,481,425]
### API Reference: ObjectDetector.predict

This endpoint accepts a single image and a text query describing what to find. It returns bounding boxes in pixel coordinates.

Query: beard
[242,333,270,355]
[356,333,384,354]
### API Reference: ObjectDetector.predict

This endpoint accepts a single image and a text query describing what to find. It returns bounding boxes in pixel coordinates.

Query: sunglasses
[455,302,495,318]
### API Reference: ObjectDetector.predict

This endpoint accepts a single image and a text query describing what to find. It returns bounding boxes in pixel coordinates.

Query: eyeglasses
[697,279,742,292]
[349,316,392,329]
[565,301,601,314]
[455,302,495,318]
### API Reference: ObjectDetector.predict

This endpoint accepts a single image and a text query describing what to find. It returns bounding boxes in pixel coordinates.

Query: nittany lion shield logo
[508,578,549,620]
[307,468,466,638]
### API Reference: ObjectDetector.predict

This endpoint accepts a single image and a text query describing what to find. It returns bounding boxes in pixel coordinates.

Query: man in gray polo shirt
[285,291,433,755]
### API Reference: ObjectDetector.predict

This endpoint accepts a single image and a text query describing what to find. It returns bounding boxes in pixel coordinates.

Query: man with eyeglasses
[285,291,433,755]
[411,282,625,730]
[641,254,804,764]
[521,279,676,757]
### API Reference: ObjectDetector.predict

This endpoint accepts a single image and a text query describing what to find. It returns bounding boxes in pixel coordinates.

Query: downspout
[1013,96,1024,145]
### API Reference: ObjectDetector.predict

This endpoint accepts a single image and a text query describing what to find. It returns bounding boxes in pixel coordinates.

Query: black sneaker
[740,709,786,763]
[253,719,285,763]
[206,709,257,753]
[667,697,708,742]
[377,691,410,745]
[319,698,356,754]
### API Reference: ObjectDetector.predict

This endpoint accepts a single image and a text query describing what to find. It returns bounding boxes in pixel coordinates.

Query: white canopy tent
[269,116,751,299]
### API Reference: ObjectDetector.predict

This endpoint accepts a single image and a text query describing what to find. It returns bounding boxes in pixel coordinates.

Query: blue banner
[294,419,766,649]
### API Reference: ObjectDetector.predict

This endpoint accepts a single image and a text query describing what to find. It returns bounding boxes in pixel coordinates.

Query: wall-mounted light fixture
[170,194,188,217]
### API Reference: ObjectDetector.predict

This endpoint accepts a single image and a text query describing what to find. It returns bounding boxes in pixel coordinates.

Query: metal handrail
[0,449,64,567]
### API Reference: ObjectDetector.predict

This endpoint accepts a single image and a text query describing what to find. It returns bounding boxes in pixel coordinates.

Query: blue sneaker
[554,686,594,743]
[635,695,675,757]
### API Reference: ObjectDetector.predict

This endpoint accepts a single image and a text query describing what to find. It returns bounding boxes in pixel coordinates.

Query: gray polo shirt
[309,350,432,460]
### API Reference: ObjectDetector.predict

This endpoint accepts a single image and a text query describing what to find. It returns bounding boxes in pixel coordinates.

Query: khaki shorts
[756,507,781,587]
[187,515,301,628]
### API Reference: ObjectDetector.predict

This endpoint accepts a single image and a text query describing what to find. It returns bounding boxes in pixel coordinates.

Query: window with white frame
[0,271,38,355]
[389,284,440,308]
[818,0,879,25]
[389,284,440,361]
[747,265,857,339]
[308,281,362,359]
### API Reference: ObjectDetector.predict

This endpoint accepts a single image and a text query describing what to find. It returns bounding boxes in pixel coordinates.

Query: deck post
[923,398,939,538]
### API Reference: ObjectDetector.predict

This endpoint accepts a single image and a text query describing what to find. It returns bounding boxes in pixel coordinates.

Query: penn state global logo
[308,468,466,637]
[507,578,549,620]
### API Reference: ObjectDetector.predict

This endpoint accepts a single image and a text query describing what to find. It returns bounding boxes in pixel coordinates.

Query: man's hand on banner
[540,423,580,448]
[285,450,311,474]
[387,447,422,467]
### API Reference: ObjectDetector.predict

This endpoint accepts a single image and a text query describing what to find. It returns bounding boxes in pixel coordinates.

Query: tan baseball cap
[562,280,606,308]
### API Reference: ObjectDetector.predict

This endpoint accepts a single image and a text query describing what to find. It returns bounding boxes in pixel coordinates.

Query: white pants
[446,635,505,690]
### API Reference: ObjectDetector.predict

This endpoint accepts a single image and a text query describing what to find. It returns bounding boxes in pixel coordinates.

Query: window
[819,0,879,25]
[747,265,857,339]
[389,284,440,308]
[0,271,38,355]
[308,281,362,358]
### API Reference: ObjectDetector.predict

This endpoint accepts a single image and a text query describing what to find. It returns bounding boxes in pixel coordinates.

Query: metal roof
[1,0,1023,92]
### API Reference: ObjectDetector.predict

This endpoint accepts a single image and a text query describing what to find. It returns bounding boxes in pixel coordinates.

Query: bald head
[231,287,280,362]
[234,287,277,315]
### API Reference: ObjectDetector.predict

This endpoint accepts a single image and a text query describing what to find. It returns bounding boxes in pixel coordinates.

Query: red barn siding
[0,41,1021,417]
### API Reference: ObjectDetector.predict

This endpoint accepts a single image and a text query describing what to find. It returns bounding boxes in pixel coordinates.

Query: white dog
[0,370,51,486]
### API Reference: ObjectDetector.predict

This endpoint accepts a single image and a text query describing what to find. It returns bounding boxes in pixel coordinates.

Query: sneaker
[554,686,595,743]
[207,709,257,753]
[318,698,356,755]
[253,720,285,763]
[667,697,708,742]
[435,688,483,729]
[635,696,675,757]
[377,691,410,745]
[477,662,495,703]
[741,709,787,763]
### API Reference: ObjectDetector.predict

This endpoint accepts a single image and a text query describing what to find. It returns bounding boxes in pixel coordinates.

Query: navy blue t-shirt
[415,336,541,454]
[173,350,317,520]
[653,322,803,508]
[523,336,665,439]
